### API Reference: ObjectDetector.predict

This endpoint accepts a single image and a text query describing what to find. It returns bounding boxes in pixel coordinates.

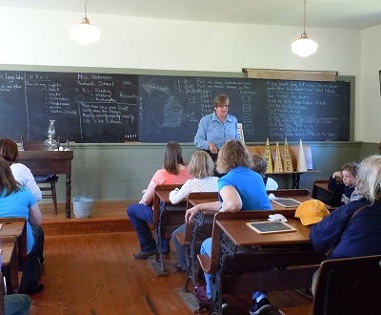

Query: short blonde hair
[188,151,215,178]
[216,140,252,174]
[356,155,381,202]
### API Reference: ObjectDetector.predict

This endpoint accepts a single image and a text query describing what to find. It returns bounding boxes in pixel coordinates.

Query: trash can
[73,196,93,219]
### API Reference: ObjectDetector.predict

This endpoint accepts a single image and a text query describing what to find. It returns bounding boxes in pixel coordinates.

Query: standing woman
[194,94,239,163]
[0,157,44,294]
[127,142,192,259]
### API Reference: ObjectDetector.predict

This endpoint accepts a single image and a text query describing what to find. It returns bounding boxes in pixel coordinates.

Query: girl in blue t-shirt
[0,157,44,294]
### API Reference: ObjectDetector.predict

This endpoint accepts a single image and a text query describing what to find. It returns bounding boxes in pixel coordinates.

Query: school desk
[197,211,325,315]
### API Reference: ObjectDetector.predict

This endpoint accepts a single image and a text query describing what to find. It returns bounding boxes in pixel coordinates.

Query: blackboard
[139,75,350,142]
[0,70,351,143]
[0,71,139,142]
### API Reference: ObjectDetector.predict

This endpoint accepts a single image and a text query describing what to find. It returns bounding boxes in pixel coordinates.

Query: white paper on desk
[0,223,2,230]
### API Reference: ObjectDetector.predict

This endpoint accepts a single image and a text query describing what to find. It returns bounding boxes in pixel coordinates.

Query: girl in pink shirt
[127,142,191,259]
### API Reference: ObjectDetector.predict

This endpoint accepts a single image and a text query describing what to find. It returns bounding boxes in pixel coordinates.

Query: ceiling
[1,0,381,30]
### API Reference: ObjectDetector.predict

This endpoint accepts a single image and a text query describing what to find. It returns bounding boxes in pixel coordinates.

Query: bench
[312,255,381,315]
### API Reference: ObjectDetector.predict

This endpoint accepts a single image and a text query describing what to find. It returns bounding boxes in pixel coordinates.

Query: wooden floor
[28,201,313,315]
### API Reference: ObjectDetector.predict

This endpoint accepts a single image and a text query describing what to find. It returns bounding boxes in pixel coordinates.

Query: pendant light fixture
[70,0,100,45]
[291,0,318,57]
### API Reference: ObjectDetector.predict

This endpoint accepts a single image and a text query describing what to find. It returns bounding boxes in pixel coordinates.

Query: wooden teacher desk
[18,151,74,218]
[197,210,325,315]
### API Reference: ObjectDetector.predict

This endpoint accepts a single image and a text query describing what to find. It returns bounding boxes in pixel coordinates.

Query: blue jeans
[4,294,31,315]
[200,238,265,300]
[19,226,44,292]
[127,203,170,253]
[171,223,187,270]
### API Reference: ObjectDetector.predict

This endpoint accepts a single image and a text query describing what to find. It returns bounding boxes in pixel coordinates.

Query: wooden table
[0,236,19,294]
[18,150,74,218]
[198,211,325,314]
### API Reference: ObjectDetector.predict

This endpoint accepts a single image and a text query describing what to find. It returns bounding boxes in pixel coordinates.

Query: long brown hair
[163,142,185,175]
[0,157,20,196]
[0,138,19,164]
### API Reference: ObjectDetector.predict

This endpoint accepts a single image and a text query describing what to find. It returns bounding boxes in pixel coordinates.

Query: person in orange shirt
[127,142,192,259]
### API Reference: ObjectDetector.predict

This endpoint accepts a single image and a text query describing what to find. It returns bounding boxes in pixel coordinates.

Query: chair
[312,180,341,208]
[312,255,381,315]
[20,136,59,214]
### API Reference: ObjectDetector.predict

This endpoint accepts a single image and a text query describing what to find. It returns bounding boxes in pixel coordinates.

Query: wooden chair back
[152,184,187,239]
[312,180,341,207]
[312,255,381,315]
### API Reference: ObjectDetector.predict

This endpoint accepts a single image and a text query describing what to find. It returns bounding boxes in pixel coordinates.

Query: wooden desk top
[188,194,312,211]
[0,218,27,262]
[0,220,25,238]
[18,150,73,160]
[216,217,311,247]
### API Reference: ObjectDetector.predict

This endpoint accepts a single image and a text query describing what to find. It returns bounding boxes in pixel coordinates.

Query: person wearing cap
[309,155,381,294]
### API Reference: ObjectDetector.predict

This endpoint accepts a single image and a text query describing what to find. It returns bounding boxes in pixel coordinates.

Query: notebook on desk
[271,198,301,208]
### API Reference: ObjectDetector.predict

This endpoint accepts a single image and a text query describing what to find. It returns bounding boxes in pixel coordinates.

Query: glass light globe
[291,33,318,57]
[70,18,101,45]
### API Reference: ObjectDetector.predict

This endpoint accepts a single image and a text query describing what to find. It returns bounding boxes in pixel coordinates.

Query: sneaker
[249,300,281,315]
[194,285,211,312]
[133,250,157,259]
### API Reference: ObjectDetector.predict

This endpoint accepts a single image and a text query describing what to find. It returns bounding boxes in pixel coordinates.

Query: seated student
[0,138,45,272]
[0,157,44,294]
[328,161,359,205]
[169,150,218,271]
[251,154,278,190]
[310,155,381,295]
[127,142,192,259]
[185,140,275,314]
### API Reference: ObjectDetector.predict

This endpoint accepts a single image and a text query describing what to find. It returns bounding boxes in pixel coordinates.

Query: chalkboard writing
[0,71,139,142]
[0,70,351,143]
[139,75,350,142]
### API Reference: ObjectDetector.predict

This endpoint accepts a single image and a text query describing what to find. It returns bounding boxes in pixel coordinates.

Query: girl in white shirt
[0,138,42,200]
[170,151,218,271]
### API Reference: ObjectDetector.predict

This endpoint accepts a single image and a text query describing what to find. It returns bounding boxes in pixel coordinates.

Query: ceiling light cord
[291,0,318,57]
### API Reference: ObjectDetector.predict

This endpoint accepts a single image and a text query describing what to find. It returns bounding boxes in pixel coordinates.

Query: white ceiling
[1,0,381,30]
